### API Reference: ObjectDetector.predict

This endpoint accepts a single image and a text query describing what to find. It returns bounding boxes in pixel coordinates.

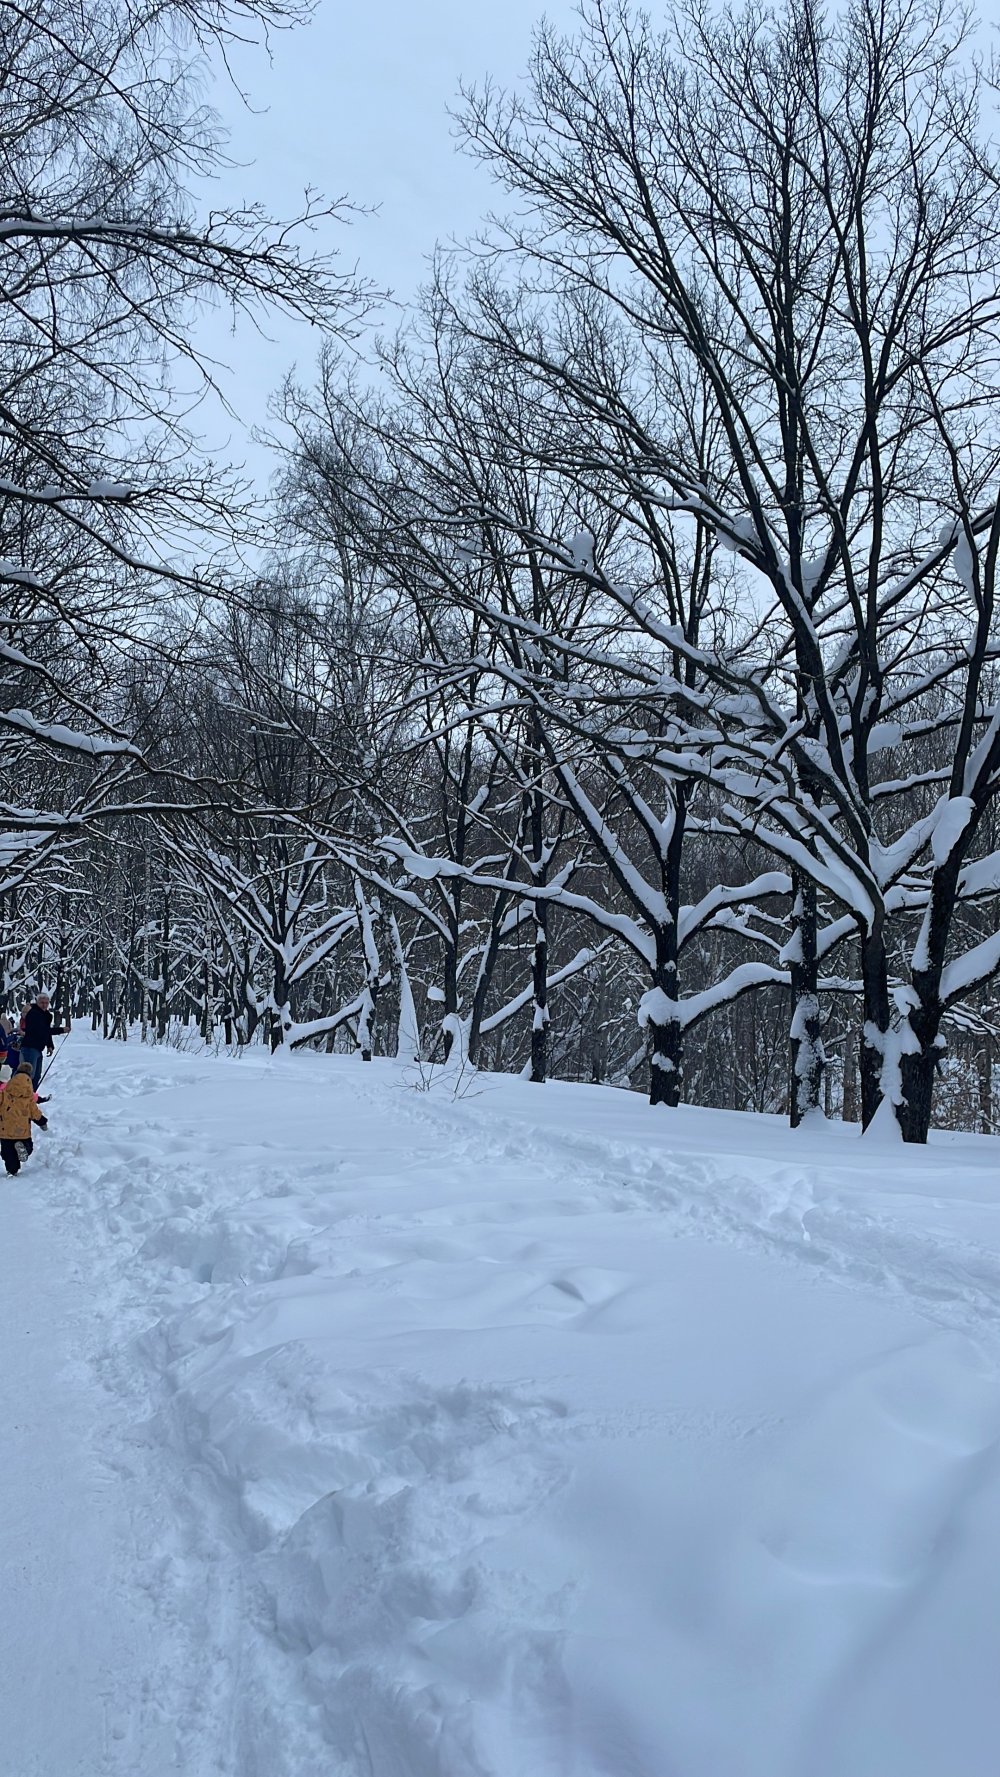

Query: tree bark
[647,922,682,1108]
[859,924,891,1131]
[529,906,549,1083]
[788,879,823,1126]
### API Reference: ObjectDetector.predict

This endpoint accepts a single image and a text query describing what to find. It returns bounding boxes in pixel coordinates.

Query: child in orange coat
[0,1061,47,1174]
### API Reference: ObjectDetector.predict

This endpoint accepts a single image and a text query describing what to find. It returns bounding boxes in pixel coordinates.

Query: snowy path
[6,1035,1000,1774]
[0,1171,179,1776]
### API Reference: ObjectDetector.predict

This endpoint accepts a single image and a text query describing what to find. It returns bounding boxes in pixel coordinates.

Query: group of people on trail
[0,994,68,1177]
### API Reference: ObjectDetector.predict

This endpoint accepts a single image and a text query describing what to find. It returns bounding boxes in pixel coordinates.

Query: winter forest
[9,0,1000,1147]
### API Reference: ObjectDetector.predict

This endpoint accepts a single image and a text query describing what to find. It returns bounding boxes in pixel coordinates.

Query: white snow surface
[5,1032,1000,1775]
[930,794,975,868]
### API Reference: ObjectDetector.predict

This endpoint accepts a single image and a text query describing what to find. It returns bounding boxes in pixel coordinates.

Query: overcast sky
[197,0,577,488]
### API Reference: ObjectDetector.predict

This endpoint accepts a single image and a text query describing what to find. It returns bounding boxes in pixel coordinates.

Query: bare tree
[460,0,1000,1138]
[0,0,365,878]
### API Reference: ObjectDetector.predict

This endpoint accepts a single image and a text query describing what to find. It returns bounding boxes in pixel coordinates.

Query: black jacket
[22,1004,64,1051]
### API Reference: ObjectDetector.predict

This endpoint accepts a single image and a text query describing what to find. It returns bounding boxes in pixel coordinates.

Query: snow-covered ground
[4,1032,1000,1776]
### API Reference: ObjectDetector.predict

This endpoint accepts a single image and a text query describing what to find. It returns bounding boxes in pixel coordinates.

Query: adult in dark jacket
[21,995,67,1088]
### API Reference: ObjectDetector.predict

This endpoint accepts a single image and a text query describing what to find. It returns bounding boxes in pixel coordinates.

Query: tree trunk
[528,772,550,1083]
[156,892,171,1040]
[977,1034,994,1133]
[389,914,420,1062]
[841,1031,859,1123]
[897,975,944,1144]
[788,879,823,1126]
[646,924,682,1108]
[896,861,962,1144]
[441,905,460,1062]
[859,923,891,1130]
[354,881,383,1062]
[897,1037,938,1144]
[269,953,288,1051]
[199,963,210,1039]
[529,907,549,1083]
[648,1011,682,1105]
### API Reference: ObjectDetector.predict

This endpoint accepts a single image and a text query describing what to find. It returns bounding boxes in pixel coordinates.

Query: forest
[6,0,1000,1143]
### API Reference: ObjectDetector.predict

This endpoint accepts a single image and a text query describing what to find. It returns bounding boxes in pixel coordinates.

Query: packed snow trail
[0,1160,181,1776]
[7,1033,1000,1774]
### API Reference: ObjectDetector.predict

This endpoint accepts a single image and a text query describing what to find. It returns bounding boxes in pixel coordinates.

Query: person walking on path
[21,995,68,1090]
[0,1016,19,1074]
[0,1063,47,1174]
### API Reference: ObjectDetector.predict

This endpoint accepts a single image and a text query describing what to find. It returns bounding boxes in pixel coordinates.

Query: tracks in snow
[36,1049,1000,1777]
